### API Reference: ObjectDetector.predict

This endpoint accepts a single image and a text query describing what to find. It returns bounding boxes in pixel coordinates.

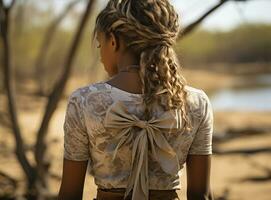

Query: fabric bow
[104,101,182,200]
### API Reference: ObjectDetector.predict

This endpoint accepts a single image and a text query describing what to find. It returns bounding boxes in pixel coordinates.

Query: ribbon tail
[141,145,149,198]
[124,132,149,200]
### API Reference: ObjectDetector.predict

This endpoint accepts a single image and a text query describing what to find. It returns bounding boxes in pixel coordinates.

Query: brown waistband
[94,188,180,200]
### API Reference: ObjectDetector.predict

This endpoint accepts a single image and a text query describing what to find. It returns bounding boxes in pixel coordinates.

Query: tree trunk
[0,0,37,196]
[34,0,96,198]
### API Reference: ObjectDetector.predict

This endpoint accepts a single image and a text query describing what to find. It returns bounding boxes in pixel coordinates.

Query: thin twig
[178,0,254,40]
[0,0,36,185]
[34,0,97,186]
[34,0,82,95]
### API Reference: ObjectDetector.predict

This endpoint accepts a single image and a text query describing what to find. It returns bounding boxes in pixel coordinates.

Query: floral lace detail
[85,91,114,118]
[63,81,213,190]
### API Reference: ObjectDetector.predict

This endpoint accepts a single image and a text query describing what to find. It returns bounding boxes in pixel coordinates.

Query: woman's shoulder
[184,84,208,96]
[69,81,109,96]
[184,85,212,114]
[67,82,212,110]
[184,85,210,102]
[66,81,111,105]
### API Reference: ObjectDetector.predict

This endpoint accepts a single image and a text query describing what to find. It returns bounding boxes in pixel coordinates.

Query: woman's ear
[110,32,119,51]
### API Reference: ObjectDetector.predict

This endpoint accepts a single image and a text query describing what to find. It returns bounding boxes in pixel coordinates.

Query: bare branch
[178,0,255,40]
[34,0,82,95]
[0,0,36,185]
[0,0,3,9]
[10,0,15,9]
[0,0,15,14]
[34,0,97,182]
[179,0,229,39]
[0,0,5,22]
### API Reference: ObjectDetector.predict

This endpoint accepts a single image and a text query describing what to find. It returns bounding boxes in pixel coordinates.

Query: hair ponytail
[93,0,192,132]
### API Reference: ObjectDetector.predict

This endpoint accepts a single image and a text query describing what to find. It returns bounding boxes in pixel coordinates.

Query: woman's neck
[116,49,139,72]
[106,68,143,94]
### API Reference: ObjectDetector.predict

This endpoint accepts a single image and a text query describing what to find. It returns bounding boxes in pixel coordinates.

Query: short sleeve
[188,91,214,155]
[63,91,90,161]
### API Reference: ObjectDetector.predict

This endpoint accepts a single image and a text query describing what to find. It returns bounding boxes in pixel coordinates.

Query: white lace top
[63,81,213,190]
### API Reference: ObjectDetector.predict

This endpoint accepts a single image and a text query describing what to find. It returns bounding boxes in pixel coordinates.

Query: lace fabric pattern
[63,81,213,190]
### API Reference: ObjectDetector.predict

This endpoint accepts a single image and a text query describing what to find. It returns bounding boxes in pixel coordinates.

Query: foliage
[175,23,271,65]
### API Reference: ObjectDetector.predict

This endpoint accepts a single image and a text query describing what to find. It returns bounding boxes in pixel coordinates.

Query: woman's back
[63,81,213,195]
[59,1,214,199]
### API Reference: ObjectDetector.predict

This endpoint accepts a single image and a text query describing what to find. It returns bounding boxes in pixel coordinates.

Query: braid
[93,0,193,132]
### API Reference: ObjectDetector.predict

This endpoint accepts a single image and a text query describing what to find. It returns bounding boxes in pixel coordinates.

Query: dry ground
[1,68,271,199]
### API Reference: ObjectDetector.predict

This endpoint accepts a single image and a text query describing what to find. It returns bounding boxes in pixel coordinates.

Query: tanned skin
[58,31,213,199]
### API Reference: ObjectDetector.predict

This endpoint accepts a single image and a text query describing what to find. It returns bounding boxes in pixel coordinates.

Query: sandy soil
[0,68,271,199]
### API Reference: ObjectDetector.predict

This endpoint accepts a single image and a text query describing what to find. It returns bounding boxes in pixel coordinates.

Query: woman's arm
[58,158,89,200]
[59,89,91,199]
[186,90,214,199]
[186,154,213,200]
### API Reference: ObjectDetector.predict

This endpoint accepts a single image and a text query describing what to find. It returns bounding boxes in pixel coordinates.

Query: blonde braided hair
[92,0,192,132]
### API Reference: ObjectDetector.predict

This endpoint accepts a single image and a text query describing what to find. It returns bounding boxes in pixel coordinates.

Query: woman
[58,0,214,199]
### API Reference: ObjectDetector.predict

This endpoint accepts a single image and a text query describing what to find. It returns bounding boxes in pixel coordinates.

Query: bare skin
[58,31,213,199]
[186,155,213,200]
[58,159,88,200]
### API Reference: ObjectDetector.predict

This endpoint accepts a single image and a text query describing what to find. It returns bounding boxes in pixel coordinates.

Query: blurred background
[0,0,270,199]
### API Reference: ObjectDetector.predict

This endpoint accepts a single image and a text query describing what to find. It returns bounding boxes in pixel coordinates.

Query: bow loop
[104,101,182,200]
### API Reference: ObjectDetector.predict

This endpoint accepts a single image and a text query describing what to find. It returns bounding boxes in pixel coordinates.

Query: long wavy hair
[92,0,192,132]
